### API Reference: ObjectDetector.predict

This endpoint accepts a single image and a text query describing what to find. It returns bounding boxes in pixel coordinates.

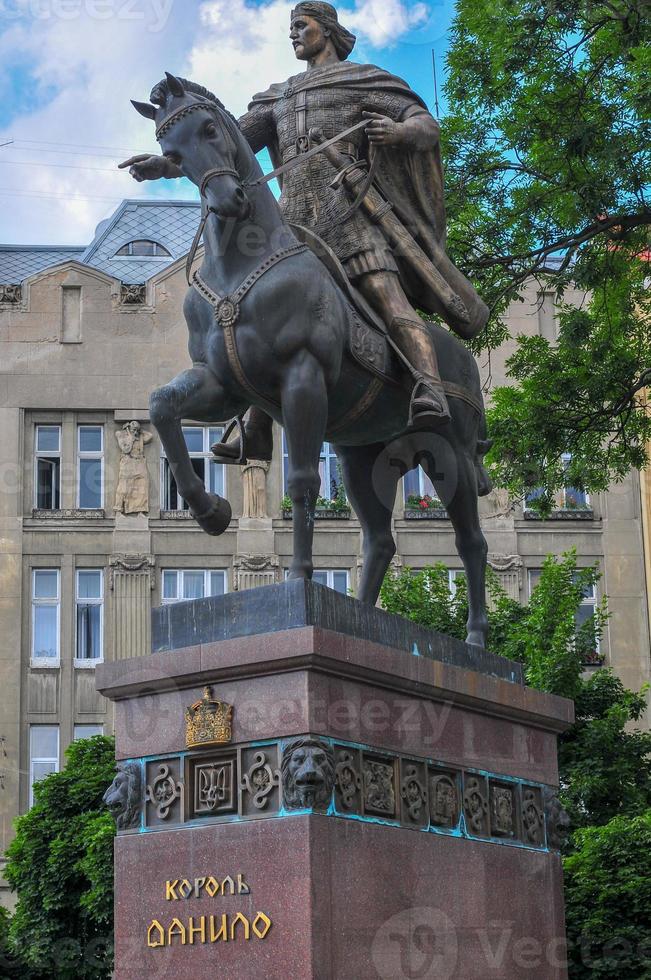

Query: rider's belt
[295,89,309,154]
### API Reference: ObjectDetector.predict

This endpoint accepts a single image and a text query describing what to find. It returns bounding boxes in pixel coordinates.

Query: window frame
[286,568,350,595]
[160,426,225,512]
[31,568,61,666]
[523,454,591,513]
[527,568,601,656]
[76,424,104,510]
[74,568,104,667]
[34,424,62,511]
[161,568,229,604]
[282,434,342,502]
[29,725,59,806]
[114,240,171,258]
[73,724,104,740]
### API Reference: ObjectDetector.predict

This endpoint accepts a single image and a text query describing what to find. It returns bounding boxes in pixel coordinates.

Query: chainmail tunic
[239,72,420,277]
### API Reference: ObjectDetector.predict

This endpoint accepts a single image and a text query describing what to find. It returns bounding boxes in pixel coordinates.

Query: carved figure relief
[363,759,396,817]
[490,784,516,837]
[400,764,427,822]
[240,751,280,810]
[463,776,489,835]
[281,736,335,810]
[543,787,571,851]
[145,763,182,820]
[334,749,362,810]
[0,284,21,305]
[241,459,270,519]
[103,761,143,831]
[114,421,153,515]
[521,788,545,846]
[429,773,460,829]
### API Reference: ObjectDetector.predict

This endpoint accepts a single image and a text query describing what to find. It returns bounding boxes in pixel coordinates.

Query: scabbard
[322,142,489,340]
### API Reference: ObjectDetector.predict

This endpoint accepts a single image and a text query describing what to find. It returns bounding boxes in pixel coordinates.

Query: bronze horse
[132,74,492,647]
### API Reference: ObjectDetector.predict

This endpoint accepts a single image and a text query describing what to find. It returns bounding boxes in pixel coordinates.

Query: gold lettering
[179,879,193,899]
[205,876,220,897]
[194,877,206,897]
[188,916,207,944]
[221,875,235,895]
[165,880,179,901]
[238,874,251,895]
[168,918,187,945]
[252,913,272,940]
[210,914,228,942]
[147,920,165,948]
[230,912,251,941]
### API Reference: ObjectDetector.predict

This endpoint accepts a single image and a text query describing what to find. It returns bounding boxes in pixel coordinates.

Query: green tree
[4,735,116,980]
[441,0,651,503]
[563,811,651,979]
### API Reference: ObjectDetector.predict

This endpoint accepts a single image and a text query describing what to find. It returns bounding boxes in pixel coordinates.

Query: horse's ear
[131,100,156,120]
[165,72,185,98]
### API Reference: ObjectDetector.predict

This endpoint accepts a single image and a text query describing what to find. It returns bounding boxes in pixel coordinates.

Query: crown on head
[185,686,233,748]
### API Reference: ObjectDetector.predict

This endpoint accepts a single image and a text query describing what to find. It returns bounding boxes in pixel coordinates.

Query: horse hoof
[466,631,486,648]
[191,494,232,536]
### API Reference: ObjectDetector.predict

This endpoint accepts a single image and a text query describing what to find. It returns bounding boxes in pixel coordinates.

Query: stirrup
[211,415,247,465]
[408,377,451,429]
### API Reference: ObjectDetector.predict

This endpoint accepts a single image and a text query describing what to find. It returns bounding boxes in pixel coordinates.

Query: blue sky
[0,0,457,245]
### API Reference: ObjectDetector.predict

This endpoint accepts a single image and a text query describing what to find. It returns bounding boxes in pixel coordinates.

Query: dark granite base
[152,579,523,684]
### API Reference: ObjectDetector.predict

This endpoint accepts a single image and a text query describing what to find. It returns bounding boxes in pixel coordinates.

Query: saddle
[290,224,483,415]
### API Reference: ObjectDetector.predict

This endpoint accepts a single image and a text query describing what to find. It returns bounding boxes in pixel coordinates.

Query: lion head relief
[103,761,143,831]
[281,736,335,810]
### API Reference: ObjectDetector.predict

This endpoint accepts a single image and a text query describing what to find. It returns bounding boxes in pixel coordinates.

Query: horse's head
[132,72,251,221]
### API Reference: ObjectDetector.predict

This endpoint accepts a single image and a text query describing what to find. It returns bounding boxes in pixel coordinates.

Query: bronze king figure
[121,2,493,647]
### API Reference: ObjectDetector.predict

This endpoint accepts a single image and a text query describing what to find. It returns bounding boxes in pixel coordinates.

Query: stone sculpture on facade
[241,458,270,519]
[281,736,335,809]
[114,420,152,515]
[121,3,493,647]
[103,761,143,831]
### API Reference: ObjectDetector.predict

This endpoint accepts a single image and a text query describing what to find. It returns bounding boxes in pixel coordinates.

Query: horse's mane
[149,77,239,129]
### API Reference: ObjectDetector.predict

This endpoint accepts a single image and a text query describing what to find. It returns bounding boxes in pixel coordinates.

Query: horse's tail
[475,406,493,498]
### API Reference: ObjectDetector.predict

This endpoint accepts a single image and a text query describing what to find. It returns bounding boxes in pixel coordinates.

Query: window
[114,240,171,257]
[161,426,225,511]
[404,466,437,500]
[524,454,590,513]
[31,569,60,662]
[77,425,104,509]
[161,569,228,603]
[29,725,59,805]
[34,425,61,509]
[75,570,104,662]
[287,569,350,594]
[282,436,342,501]
[448,569,465,596]
[73,724,103,740]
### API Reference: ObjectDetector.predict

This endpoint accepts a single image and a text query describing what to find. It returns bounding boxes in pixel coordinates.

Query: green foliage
[560,670,651,829]
[4,735,116,980]
[442,0,651,497]
[564,811,651,979]
[0,905,21,979]
[380,550,605,697]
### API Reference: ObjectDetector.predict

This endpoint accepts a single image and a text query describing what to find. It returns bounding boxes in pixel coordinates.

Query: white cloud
[0,0,430,245]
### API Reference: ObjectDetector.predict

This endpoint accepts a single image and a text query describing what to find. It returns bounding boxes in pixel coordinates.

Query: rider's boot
[389,316,451,427]
[211,406,274,464]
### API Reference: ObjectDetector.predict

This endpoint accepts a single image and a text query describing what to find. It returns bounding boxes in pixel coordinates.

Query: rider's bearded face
[290,14,328,61]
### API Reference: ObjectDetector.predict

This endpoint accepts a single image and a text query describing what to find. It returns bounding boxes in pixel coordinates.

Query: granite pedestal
[96,580,573,980]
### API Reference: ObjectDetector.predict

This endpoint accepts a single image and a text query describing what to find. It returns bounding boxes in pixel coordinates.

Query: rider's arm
[238,102,274,154]
[399,106,440,151]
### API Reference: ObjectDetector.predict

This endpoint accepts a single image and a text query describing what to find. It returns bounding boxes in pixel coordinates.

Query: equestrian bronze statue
[121,3,493,647]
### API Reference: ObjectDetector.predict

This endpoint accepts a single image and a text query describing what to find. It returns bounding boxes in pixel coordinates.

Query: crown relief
[185,686,233,749]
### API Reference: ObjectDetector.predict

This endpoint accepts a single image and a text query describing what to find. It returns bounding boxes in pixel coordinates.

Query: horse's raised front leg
[150,364,232,536]
[335,442,398,605]
[282,353,328,581]
[426,451,489,647]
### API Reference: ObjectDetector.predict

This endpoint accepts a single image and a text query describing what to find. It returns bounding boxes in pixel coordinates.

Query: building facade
[1,200,649,905]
